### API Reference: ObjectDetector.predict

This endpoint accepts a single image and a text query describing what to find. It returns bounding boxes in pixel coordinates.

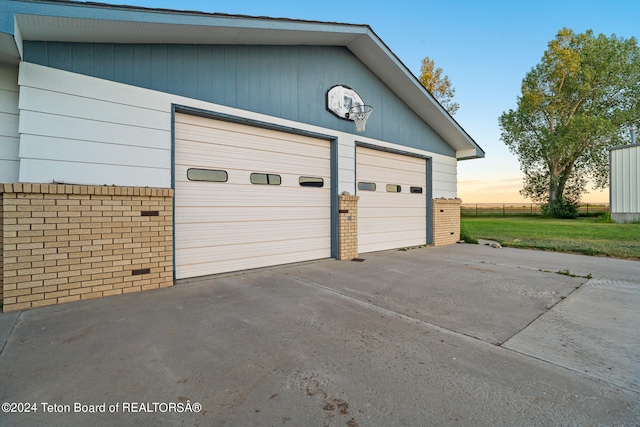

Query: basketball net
[349,105,372,133]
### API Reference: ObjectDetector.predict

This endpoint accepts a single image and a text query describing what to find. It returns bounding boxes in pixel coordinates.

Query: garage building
[0,0,484,311]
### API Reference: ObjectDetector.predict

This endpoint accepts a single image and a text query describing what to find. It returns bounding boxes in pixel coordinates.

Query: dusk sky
[98,0,640,203]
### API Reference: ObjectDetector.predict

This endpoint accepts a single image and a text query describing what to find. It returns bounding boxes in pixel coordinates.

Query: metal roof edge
[9,0,372,30]
[608,143,640,151]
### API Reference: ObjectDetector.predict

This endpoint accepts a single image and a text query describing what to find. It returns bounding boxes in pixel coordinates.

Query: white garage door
[174,113,331,279]
[356,146,427,253]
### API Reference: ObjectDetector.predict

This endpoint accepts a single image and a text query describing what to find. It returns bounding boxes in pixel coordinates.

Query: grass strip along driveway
[461,217,640,260]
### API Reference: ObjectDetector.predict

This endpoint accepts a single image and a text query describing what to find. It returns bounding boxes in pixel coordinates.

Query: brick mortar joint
[433,198,462,205]
[2,183,174,197]
[338,195,360,202]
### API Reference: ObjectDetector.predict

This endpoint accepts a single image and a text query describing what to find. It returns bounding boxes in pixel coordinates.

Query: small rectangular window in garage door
[299,176,324,187]
[386,184,401,192]
[358,182,376,191]
[250,173,281,185]
[410,186,423,194]
[187,168,228,182]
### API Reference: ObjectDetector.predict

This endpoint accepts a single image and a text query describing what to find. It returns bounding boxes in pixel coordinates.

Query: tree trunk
[548,163,574,205]
[548,174,560,205]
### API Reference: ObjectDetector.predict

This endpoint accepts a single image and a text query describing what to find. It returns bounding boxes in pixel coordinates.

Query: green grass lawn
[461,217,640,260]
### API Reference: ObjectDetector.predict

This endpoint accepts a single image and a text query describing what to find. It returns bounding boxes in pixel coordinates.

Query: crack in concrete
[0,311,23,359]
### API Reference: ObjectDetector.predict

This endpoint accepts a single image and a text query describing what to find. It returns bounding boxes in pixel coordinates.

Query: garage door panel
[176,111,323,141]
[360,165,424,178]
[176,147,329,174]
[180,246,330,277]
[176,173,330,189]
[358,150,424,171]
[176,123,327,158]
[179,237,329,260]
[358,175,424,188]
[357,146,427,253]
[358,216,425,231]
[175,136,329,161]
[175,113,331,279]
[360,229,426,242]
[176,206,329,222]
[178,239,330,265]
[359,236,425,253]
[176,221,329,247]
[359,199,425,209]
[359,196,425,207]
[175,192,329,209]
[359,208,426,220]
[175,160,328,182]
[175,173,331,191]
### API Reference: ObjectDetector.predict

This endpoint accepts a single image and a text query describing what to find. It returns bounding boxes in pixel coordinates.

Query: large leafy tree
[499,28,640,212]
[419,56,459,115]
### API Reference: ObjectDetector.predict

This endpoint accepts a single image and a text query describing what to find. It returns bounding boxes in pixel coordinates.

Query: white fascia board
[12,1,484,158]
[456,149,482,160]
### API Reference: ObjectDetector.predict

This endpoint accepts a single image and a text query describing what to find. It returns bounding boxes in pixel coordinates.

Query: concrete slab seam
[277,272,635,393]
[277,271,500,349]
[502,278,640,395]
[499,278,591,346]
[499,342,640,393]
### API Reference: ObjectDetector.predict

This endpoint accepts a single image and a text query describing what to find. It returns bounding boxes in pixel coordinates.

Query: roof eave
[346,32,484,158]
[7,0,485,158]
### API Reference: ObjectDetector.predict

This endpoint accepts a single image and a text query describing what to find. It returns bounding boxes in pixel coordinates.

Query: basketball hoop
[347,105,373,133]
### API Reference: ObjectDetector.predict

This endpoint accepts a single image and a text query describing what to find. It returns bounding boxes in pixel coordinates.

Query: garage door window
[299,177,324,188]
[187,168,228,182]
[386,184,401,193]
[410,186,423,194]
[358,182,376,191]
[250,173,282,185]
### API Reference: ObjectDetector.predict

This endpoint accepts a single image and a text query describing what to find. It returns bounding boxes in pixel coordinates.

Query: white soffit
[14,14,365,46]
[13,9,484,159]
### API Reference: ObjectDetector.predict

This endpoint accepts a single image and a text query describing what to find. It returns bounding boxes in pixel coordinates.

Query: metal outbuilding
[609,143,640,223]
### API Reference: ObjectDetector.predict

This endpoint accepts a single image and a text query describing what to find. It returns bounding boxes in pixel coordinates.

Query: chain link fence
[461,203,609,217]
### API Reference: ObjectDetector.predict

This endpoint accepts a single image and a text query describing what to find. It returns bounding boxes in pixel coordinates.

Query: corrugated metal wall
[23,42,455,157]
[610,144,640,215]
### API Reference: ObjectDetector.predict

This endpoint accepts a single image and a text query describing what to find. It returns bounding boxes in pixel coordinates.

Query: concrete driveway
[1,244,638,426]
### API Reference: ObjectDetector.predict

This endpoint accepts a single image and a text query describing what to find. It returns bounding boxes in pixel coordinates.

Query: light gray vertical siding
[23,41,455,156]
[610,144,640,220]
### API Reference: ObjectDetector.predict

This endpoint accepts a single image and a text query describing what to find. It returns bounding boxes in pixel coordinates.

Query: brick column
[432,198,461,246]
[338,195,359,260]
[0,183,173,312]
[0,191,3,307]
